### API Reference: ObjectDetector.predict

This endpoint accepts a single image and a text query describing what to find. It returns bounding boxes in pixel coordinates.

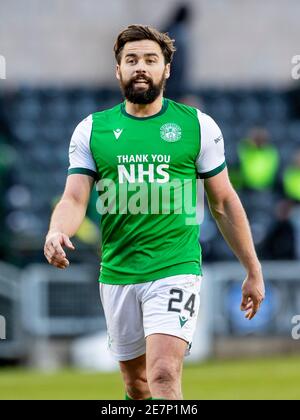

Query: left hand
[240,268,265,320]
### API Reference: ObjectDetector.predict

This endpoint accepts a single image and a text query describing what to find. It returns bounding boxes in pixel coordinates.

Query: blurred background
[0,0,300,400]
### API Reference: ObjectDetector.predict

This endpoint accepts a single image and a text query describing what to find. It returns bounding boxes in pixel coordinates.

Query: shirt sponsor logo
[214,134,223,144]
[160,123,182,142]
[117,154,170,183]
[69,144,77,154]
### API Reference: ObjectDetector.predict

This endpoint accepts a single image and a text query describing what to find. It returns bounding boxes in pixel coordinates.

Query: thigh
[146,333,187,382]
[146,333,187,364]
[142,274,202,356]
[99,283,146,362]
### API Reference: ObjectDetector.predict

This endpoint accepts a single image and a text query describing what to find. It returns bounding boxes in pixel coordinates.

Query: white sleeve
[68,114,98,179]
[195,110,226,178]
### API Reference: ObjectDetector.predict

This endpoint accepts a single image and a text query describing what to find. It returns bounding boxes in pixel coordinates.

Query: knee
[148,364,178,387]
[126,376,149,400]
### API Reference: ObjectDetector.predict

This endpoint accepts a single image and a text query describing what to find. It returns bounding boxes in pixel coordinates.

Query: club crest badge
[160,123,182,142]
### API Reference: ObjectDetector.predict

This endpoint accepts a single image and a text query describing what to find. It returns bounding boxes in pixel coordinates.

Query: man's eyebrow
[144,53,159,57]
[125,53,159,58]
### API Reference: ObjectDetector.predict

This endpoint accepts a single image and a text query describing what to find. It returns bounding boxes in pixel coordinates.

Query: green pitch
[0,356,299,400]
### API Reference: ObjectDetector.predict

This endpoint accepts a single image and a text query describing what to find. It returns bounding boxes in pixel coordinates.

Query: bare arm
[44,174,94,269]
[204,168,265,319]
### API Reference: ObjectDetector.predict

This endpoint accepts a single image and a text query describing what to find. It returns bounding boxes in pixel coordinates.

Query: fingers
[46,242,64,259]
[52,240,66,258]
[45,256,69,269]
[44,233,74,269]
[248,299,260,320]
[44,250,69,269]
[243,297,262,320]
[50,260,69,269]
[244,301,253,311]
[44,241,65,261]
[62,235,75,250]
[241,274,265,320]
[240,295,250,311]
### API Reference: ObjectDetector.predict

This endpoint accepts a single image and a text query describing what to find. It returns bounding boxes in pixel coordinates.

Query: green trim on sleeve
[198,160,226,179]
[67,167,99,180]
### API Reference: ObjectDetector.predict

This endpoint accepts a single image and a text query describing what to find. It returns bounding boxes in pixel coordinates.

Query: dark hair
[114,24,176,65]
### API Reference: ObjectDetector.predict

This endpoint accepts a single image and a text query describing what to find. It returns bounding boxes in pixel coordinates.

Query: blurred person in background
[238,127,279,191]
[44,24,264,400]
[161,4,192,97]
[283,150,300,203]
[262,200,296,260]
[282,150,300,259]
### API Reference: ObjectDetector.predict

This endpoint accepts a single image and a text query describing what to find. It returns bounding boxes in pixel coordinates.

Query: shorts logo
[179,315,188,328]
[160,123,182,142]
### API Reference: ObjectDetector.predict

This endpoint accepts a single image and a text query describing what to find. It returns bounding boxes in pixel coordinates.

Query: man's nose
[134,59,147,72]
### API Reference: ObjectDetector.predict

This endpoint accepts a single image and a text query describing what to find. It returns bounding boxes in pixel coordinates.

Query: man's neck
[125,95,164,118]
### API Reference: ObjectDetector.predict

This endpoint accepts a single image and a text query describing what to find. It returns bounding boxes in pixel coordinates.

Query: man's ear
[116,64,120,81]
[165,63,171,79]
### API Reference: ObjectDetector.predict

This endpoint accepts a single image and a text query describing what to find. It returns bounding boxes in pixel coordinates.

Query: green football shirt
[68,98,226,285]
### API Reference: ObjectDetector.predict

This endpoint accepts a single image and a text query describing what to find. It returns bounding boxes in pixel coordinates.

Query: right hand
[44,230,75,269]
[240,268,265,320]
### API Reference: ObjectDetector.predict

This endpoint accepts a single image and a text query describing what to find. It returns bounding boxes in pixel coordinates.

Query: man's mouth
[133,78,149,85]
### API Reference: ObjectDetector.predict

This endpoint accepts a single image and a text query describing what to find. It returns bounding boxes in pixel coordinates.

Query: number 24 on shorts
[167,288,196,317]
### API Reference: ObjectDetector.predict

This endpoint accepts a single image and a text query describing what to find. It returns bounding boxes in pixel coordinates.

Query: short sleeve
[67,114,98,180]
[195,110,226,178]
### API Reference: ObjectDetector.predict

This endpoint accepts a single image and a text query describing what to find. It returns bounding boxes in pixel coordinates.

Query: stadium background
[0,0,300,400]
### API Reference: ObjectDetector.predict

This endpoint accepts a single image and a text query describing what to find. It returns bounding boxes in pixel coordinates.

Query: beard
[119,72,166,105]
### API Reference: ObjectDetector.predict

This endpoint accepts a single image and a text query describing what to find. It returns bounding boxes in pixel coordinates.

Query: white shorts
[99,274,202,362]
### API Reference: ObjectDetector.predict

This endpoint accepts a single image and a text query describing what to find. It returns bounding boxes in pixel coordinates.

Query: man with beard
[44,25,265,400]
